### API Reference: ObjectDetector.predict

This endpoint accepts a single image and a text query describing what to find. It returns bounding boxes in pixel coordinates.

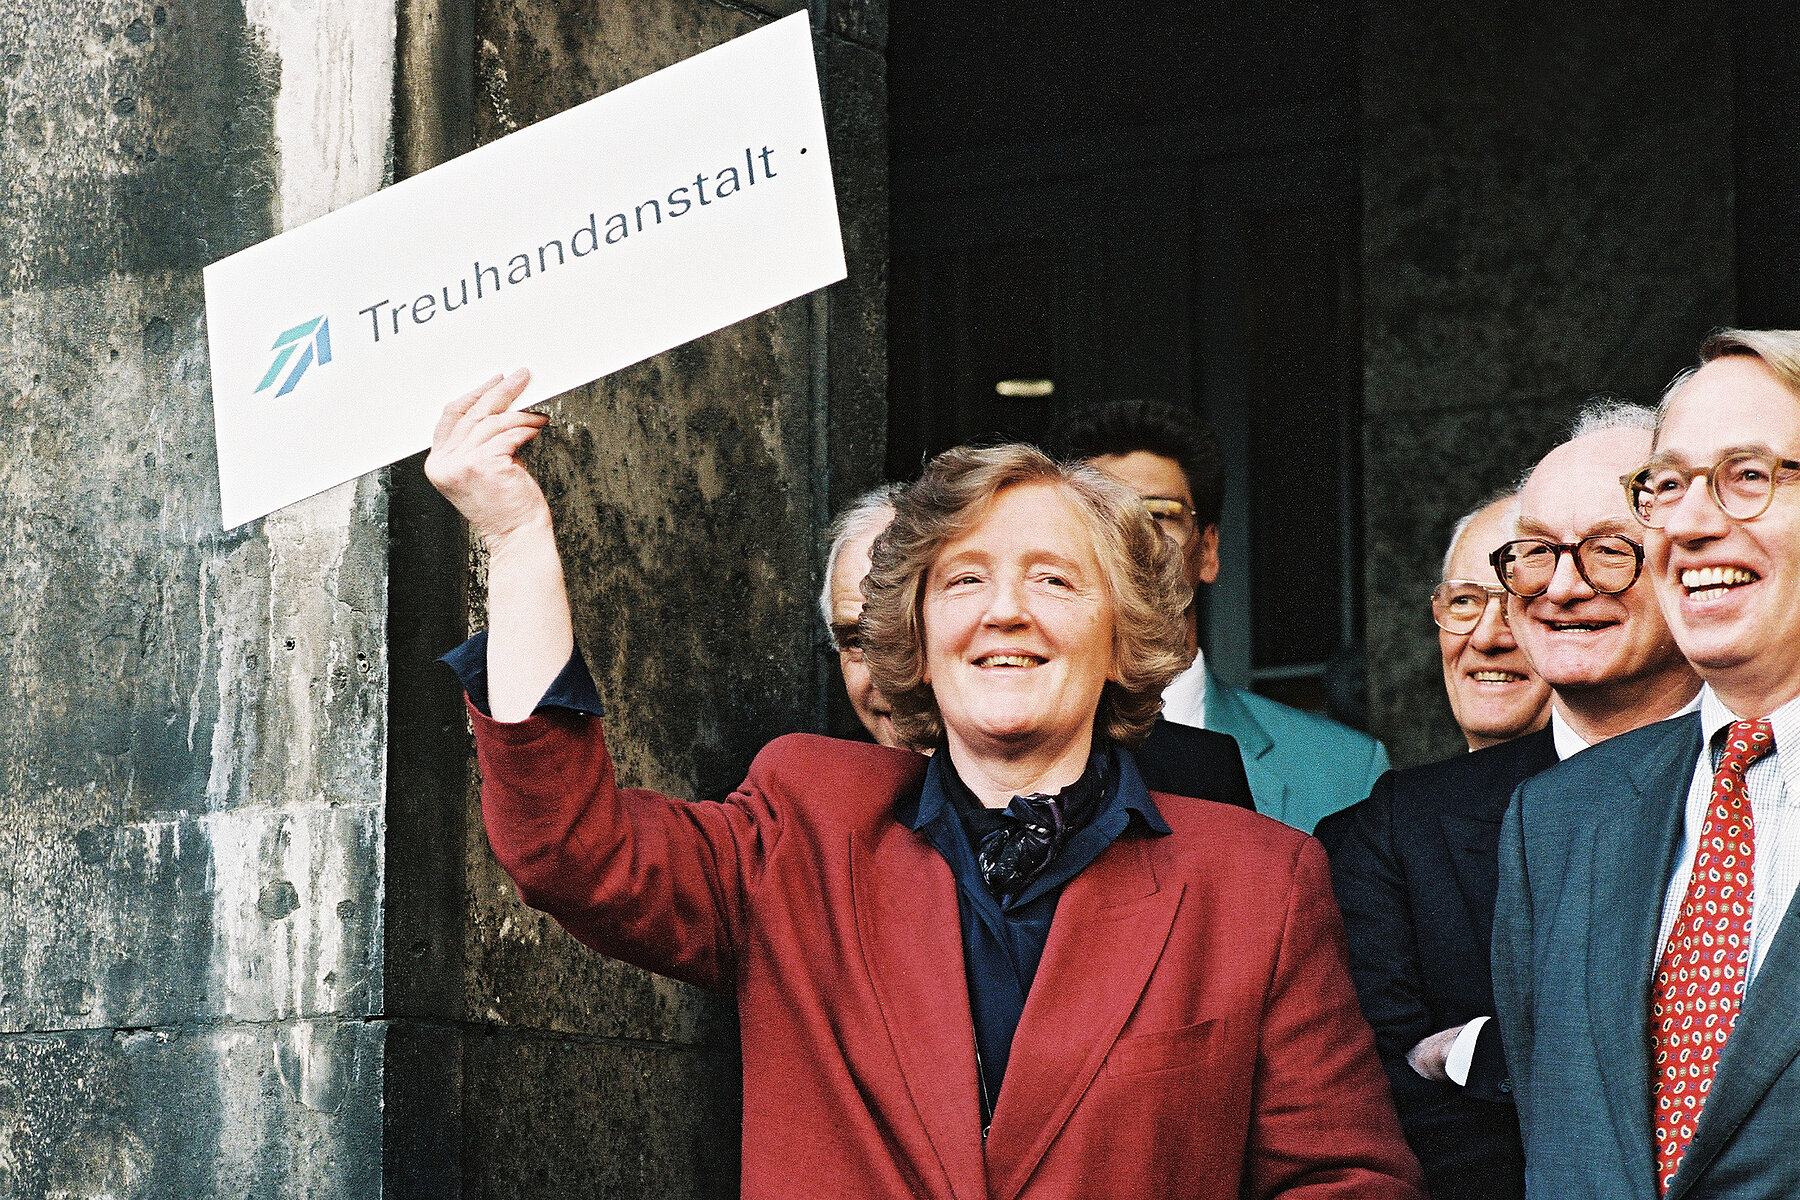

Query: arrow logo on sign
[255,316,333,398]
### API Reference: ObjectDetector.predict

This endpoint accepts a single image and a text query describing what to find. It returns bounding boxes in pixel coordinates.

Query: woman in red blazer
[429,369,1423,1200]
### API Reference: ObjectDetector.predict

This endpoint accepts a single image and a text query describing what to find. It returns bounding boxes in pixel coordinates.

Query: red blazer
[473,706,1424,1200]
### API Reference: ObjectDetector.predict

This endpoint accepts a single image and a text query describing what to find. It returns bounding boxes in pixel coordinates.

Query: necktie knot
[1718,718,1776,779]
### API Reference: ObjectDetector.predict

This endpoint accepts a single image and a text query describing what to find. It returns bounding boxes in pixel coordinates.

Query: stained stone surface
[0,1020,384,1200]
[2,0,395,1194]
[389,2,891,1196]
[1360,0,1735,766]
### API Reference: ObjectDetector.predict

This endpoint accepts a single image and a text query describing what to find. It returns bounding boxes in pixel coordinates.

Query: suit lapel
[1443,730,1557,942]
[1584,718,1701,1195]
[1205,672,1284,819]
[982,836,1182,1200]
[1668,838,1800,1197]
[851,828,987,1200]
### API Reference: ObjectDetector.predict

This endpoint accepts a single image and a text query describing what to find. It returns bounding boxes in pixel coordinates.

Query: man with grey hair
[821,484,909,747]
[1325,398,1699,1200]
[1433,489,1550,752]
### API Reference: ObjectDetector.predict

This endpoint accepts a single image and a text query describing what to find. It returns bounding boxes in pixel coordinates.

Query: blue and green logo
[256,316,333,398]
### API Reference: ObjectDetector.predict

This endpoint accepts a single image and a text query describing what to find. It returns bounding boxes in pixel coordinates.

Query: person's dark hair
[1045,401,1225,529]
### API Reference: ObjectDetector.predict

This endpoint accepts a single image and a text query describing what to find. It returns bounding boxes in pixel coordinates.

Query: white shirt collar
[1161,648,1208,729]
[1549,708,1589,762]
[1550,691,1702,761]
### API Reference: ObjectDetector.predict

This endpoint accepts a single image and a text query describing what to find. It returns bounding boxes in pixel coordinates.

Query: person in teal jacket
[1053,401,1390,832]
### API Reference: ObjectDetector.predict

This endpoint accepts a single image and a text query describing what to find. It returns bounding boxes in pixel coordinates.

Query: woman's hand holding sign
[426,368,574,722]
[426,369,550,542]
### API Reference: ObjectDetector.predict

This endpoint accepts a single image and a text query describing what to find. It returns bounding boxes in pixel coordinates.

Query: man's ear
[1191,524,1221,586]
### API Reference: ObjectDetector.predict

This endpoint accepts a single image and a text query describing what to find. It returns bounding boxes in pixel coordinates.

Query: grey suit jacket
[1493,712,1800,1200]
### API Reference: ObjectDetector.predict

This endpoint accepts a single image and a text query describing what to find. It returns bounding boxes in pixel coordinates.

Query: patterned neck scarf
[946,745,1111,901]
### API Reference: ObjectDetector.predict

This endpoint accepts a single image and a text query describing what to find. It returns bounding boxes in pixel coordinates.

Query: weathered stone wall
[383,2,888,1197]
[0,1,396,1196]
[1360,1,1736,766]
[3,0,881,1195]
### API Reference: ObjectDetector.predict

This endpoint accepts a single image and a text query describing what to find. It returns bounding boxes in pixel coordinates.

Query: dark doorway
[887,3,1367,721]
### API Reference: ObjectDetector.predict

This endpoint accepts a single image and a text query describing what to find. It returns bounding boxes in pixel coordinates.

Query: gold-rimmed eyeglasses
[1621,450,1800,529]
[1431,580,1509,635]
[1140,497,1196,530]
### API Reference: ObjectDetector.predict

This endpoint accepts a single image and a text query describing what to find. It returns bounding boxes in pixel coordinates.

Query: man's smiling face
[1646,356,1800,713]
[1511,426,1690,701]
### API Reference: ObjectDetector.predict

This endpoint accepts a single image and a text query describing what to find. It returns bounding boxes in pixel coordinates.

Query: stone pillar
[2,0,885,1197]
[1,1,396,1196]
[1360,1,1735,766]
[385,2,888,1198]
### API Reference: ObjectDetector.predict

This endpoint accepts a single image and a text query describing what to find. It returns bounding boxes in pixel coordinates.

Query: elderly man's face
[1647,357,1800,712]
[830,513,904,748]
[922,482,1115,760]
[1439,498,1550,749]
[1511,427,1690,702]
[1086,451,1219,590]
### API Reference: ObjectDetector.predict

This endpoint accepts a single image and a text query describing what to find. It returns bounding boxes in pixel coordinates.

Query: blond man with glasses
[1496,330,1800,1200]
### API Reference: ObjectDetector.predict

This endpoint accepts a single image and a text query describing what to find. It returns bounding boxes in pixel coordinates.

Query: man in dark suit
[1495,330,1800,1199]
[1326,400,1701,1199]
[1133,716,1254,811]
[1052,402,1390,832]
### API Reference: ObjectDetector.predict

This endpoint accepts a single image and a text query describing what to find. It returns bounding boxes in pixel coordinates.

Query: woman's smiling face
[922,481,1117,762]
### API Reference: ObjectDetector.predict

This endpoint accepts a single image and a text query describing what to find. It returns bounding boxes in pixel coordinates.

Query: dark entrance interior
[886,2,1366,720]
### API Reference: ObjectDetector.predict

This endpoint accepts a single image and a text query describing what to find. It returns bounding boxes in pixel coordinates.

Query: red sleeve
[470,701,783,994]
[1246,836,1427,1199]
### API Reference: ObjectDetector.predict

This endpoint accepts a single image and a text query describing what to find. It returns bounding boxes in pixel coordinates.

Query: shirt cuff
[439,630,605,719]
[1445,1015,1491,1087]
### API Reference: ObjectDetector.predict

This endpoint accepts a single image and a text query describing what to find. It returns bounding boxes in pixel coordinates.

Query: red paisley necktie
[1651,717,1775,1194]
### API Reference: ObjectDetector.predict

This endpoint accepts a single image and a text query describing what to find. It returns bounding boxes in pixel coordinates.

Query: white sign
[203,12,844,529]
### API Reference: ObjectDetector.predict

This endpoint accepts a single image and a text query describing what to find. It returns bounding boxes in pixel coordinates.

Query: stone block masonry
[2,1,887,1198]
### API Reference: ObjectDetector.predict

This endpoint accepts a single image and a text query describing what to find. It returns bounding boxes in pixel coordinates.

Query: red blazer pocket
[1103,1017,1232,1078]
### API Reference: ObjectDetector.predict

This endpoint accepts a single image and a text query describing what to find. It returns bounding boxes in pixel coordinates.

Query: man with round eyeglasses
[1495,330,1800,1200]
[1326,400,1700,1200]
[1497,408,1701,755]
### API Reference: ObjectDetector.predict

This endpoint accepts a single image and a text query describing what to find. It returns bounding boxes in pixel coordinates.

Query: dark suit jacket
[1495,713,1800,1199]
[1322,727,1556,1200]
[1134,717,1256,811]
[471,706,1425,1200]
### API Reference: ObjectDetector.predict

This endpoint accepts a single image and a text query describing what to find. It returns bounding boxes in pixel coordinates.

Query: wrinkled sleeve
[468,702,782,995]
[1327,774,1457,1124]
[1245,836,1427,1199]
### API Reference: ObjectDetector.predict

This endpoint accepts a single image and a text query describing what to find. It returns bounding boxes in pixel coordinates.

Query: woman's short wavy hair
[860,443,1192,750]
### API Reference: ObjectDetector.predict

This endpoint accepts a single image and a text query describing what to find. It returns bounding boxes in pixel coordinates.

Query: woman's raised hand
[426,368,574,721]
[424,369,551,547]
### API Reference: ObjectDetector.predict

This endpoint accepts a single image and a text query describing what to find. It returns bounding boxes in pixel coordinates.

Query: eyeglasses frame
[1619,450,1800,529]
[1430,579,1511,635]
[1487,534,1646,599]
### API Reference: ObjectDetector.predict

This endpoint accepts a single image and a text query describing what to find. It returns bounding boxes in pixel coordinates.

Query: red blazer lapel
[983,836,1183,1200]
[851,825,989,1200]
